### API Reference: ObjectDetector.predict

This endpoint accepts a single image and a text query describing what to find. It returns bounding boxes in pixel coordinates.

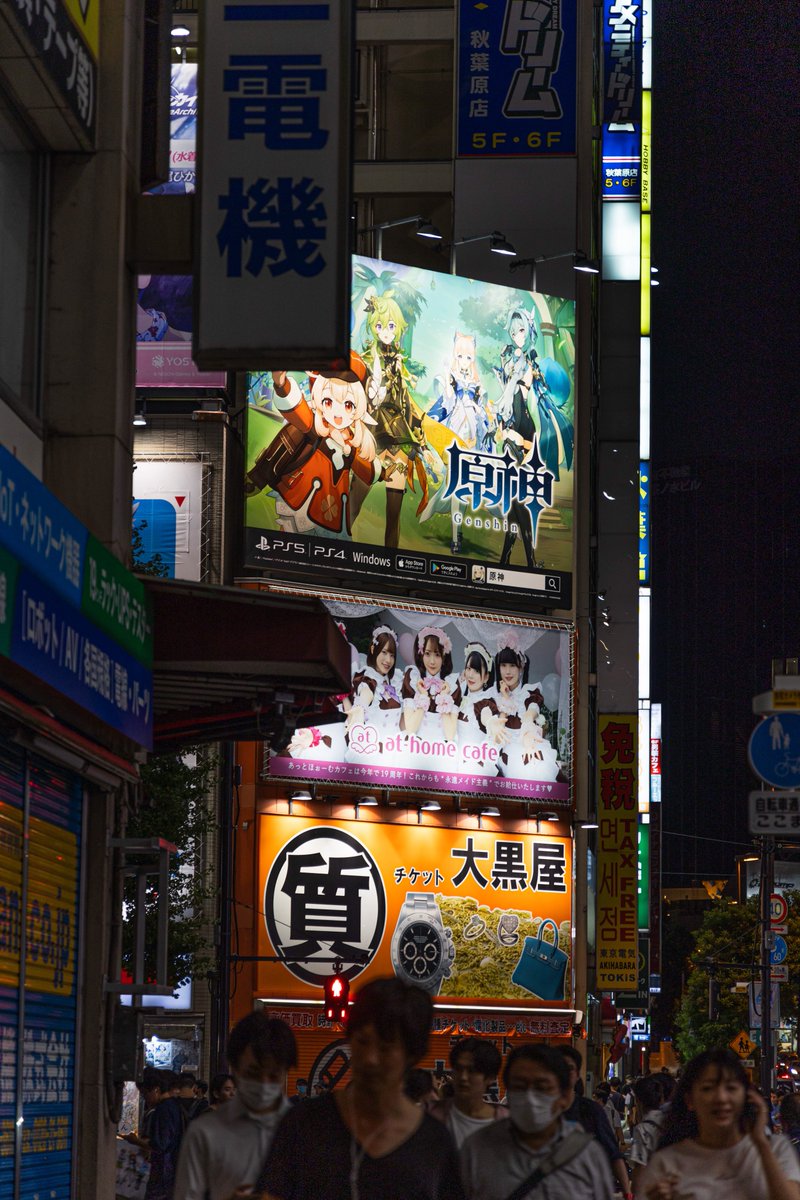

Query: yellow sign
[63,0,100,61]
[596,714,638,990]
[641,90,651,214]
[730,1030,756,1059]
[0,807,78,997]
[774,691,800,710]
[257,815,573,1008]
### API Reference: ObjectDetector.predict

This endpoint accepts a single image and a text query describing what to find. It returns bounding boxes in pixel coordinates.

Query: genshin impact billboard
[268,598,572,803]
[244,255,575,610]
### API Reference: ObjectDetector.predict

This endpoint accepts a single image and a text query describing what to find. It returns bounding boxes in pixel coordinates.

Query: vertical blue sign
[457,0,577,156]
[601,0,642,198]
[639,461,650,584]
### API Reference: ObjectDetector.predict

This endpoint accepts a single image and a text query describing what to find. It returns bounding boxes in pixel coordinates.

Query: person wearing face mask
[460,1045,615,1200]
[173,1013,296,1200]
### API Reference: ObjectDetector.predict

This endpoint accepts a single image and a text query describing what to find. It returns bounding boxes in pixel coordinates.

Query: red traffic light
[323,971,350,1022]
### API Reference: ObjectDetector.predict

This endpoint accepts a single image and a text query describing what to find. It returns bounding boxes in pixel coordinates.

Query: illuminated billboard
[268,597,572,803]
[244,255,575,610]
[257,815,573,1008]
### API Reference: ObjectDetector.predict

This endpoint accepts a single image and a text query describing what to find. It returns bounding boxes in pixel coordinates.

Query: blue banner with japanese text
[457,0,577,156]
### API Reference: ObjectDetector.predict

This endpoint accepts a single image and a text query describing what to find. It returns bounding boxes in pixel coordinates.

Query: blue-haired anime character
[493,307,573,568]
[496,307,573,482]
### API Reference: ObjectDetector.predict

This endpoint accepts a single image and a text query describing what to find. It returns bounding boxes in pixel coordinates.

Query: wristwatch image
[390,893,455,995]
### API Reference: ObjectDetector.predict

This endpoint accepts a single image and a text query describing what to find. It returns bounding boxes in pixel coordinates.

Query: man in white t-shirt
[429,1037,508,1148]
[174,1012,296,1200]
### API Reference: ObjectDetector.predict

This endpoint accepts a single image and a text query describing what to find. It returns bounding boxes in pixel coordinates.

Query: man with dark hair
[460,1044,614,1199]
[558,1045,632,1198]
[629,1074,665,1189]
[173,1012,296,1200]
[258,977,464,1199]
[430,1036,509,1147]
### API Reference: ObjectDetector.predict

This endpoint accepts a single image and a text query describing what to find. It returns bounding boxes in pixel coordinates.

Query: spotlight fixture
[358,215,443,259]
[132,403,147,427]
[290,789,312,802]
[450,231,517,273]
[416,220,443,240]
[480,806,500,817]
[489,233,517,257]
[573,253,600,274]
[357,794,378,806]
[171,24,191,37]
[420,800,442,812]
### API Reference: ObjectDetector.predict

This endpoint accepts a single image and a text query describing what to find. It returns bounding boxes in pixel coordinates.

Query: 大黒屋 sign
[195,0,353,368]
[245,254,575,611]
[595,713,638,989]
[267,597,572,803]
[257,816,573,1007]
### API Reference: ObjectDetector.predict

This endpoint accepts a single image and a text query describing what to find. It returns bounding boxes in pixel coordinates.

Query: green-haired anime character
[349,293,430,548]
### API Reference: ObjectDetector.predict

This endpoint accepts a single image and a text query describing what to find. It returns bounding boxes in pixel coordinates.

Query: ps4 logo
[312,546,346,560]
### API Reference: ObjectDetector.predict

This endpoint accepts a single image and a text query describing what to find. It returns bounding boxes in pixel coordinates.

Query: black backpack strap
[502,1130,593,1200]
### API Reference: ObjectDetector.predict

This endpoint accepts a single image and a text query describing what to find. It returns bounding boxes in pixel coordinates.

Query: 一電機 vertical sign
[195,0,353,369]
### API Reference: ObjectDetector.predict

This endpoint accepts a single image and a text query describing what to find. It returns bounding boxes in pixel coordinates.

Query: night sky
[651,2,800,885]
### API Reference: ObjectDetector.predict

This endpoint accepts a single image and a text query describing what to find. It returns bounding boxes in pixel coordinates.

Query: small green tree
[123,750,219,988]
[674,891,800,1063]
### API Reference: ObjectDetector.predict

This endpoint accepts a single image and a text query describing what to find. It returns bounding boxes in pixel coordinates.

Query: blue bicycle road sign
[749,713,800,788]
[770,935,788,965]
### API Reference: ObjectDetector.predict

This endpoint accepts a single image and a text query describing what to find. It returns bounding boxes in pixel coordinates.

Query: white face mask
[234,1075,283,1112]
[508,1087,560,1133]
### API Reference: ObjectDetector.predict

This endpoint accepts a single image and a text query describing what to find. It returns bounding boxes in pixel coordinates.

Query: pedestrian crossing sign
[730,1030,757,1059]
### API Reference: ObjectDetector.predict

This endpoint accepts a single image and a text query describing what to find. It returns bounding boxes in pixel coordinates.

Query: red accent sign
[650,738,661,775]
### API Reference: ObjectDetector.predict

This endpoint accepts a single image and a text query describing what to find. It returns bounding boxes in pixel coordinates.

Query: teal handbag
[511,919,567,1000]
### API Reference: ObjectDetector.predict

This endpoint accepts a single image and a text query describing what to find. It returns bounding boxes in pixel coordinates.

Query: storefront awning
[143,578,350,751]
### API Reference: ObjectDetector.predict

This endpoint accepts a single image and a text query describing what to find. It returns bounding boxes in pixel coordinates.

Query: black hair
[651,1070,677,1103]
[633,1075,663,1113]
[414,633,453,679]
[404,1067,434,1102]
[503,1044,570,1093]
[209,1072,235,1103]
[557,1045,582,1072]
[780,1092,800,1127]
[139,1066,163,1092]
[450,1037,502,1080]
[195,1079,208,1096]
[226,1011,297,1071]
[366,630,397,677]
[463,649,494,690]
[178,1072,196,1087]
[495,646,529,687]
[160,1070,179,1092]
[347,977,432,1066]
[657,1050,748,1149]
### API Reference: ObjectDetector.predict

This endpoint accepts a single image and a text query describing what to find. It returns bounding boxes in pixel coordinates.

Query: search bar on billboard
[486,567,562,594]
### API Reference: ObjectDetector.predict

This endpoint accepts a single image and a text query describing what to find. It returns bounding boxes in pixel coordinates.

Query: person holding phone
[637,1048,800,1199]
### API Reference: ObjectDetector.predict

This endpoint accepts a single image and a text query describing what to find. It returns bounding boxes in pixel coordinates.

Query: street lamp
[449,230,517,274]
[510,250,600,291]
[358,214,443,260]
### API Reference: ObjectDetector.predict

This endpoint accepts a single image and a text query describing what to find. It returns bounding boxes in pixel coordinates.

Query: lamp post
[449,230,517,275]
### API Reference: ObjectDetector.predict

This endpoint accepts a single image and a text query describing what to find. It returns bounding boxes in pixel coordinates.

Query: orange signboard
[257,815,573,1008]
[596,714,638,989]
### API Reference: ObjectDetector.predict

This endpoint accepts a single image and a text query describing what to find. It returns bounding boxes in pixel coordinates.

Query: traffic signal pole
[759,836,775,1097]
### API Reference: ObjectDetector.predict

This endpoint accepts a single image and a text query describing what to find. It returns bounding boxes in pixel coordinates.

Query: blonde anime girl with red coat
[270,353,382,537]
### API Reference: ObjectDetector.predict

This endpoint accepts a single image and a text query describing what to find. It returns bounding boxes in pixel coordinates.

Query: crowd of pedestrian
[121,978,800,1200]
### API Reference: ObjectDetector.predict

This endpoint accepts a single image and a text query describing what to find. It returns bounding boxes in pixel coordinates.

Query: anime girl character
[472,632,562,781]
[244,353,381,537]
[402,626,461,742]
[495,308,574,568]
[455,642,506,774]
[346,625,403,744]
[349,294,431,548]
[419,332,491,553]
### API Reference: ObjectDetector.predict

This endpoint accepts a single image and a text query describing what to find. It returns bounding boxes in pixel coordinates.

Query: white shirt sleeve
[173,1119,210,1200]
